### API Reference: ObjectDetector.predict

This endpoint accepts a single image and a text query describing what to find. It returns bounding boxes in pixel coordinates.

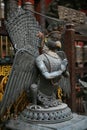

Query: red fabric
[45,0,52,5]
[75,41,84,47]
[45,0,52,8]
[18,0,22,6]
[80,9,87,15]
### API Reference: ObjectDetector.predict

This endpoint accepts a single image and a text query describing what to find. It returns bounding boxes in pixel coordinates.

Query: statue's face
[45,39,61,51]
[50,32,61,41]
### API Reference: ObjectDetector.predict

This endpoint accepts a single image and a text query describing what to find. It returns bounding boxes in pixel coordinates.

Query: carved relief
[58,6,86,26]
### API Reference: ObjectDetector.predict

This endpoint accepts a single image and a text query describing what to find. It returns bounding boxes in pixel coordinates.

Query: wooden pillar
[34,0,46,30]
[64,24,76,112]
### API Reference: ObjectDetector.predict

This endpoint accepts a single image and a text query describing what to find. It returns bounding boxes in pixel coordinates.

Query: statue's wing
[0,8,41,117]
[57,51,71,95]
[5,8,41,54]
[0,49,38,117]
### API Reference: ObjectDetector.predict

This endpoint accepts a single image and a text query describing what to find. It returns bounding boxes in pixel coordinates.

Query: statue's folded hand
[61,59,68,72]
[61,59,68,66]
[61,64,66,72]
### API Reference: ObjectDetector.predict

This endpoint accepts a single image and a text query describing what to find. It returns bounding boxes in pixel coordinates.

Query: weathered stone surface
[5,113,87,130]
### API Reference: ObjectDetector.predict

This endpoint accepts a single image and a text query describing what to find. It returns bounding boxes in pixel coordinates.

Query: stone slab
[5,113,87,130]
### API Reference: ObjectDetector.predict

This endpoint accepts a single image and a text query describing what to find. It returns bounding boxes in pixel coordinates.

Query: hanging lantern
[75,41,83,67]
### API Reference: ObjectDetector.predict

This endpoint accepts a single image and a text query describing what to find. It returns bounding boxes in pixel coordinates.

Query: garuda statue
[0,5,72,125]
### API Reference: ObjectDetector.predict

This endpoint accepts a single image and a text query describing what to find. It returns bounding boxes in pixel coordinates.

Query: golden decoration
[13,91,29,115]
[1,91,29,121]
[57,86,63,101]
[0,76,8,101]
[0,65,12,101]
[0,65,11,76]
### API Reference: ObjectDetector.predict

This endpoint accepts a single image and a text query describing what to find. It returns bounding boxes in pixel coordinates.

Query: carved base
[5,114,87,130]
[19,103,73,124]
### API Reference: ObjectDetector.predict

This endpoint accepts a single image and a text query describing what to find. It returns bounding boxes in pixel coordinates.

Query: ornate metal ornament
[0,2,72,126]
[20,103,72,124]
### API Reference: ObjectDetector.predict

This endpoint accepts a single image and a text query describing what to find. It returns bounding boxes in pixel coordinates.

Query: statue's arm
[36,56,63,79]
[43,71,63,79]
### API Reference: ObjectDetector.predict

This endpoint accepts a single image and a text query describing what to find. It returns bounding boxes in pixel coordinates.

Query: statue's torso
[37,53,62,95]
[36,52,63,107]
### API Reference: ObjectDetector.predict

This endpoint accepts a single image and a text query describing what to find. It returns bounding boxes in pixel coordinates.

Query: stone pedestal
[19,103,72,124]
[5,114,87,130]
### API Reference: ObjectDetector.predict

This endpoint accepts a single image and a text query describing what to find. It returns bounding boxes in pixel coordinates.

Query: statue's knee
[30,84,38,92]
